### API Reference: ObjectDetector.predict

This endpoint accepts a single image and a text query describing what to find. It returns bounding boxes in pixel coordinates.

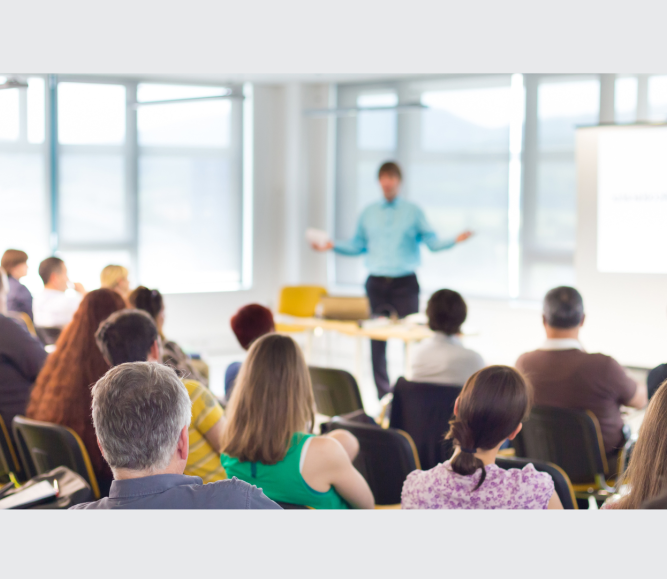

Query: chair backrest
[327,418,419,506]
[309,366,364,417]
[34,326,62,346]
[277,286,327,318]
[0,414,21,480]
[276,501,311,509]
[495,456,577,509]
[12,416,101,499]
[7,311,38,338]
[389,377,461,471]
[512,405,608,485]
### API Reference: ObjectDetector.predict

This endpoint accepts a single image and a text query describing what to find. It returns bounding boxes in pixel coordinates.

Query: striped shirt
[183,380,227,483]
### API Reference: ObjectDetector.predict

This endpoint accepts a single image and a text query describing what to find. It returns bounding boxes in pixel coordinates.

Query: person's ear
[542,314,547,327]
[97,438,106,459]
[580,314,585,328]
[453,397,460,416]
[177,425,189,461]
[148,340,160,362]
[507,422,523,441]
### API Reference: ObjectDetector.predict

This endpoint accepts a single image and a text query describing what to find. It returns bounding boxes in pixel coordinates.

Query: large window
[334,74,607,300]
[0,76,50,295]
[0,75,247,294]
[521,75,600,299]
[335,76,512,297]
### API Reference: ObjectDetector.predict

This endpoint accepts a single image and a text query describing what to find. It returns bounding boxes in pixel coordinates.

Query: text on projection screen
[597,127,667,274]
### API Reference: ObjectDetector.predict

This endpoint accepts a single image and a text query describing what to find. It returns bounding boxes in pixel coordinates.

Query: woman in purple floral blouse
[401,365,562,510]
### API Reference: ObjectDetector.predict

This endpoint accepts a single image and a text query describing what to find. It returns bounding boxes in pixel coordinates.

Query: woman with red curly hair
[26,288,126,495]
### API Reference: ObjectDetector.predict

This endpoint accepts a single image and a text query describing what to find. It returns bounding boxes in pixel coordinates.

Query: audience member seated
[70,362,280,510]
[26,289,126,496]
[0,269,47,446]
[601,380,667,509]
[411,289,484,385]
[646,363,667,400]
[515,286,647,473]
[401,365,562,509]
[100,264,131,303]
[226,303,275,400]
[33,257,87,329]
[129,286,208,387]
[95,309,227,483]
[2,249,33,320]
[221,334,375,509]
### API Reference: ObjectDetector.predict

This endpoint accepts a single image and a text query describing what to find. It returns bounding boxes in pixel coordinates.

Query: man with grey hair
[515,286,647,474]
[71,362,280,509]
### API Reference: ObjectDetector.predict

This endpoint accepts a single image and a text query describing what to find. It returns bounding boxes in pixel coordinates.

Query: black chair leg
[576,497,590,510]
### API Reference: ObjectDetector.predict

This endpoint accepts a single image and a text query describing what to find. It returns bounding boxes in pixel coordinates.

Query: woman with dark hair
[401,365,562,509]
[225,303,275,399]
[411,289,484,386]
[601,381,667,509]
[1,249,33,320]
[221,334,374,509]
[129,286,208,387]
[26,289,126,495]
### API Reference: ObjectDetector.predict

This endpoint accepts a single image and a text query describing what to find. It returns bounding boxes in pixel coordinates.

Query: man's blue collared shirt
[333,197,456,277]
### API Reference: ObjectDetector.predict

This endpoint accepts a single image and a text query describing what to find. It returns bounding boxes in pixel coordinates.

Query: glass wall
[335,74,607,300]
[0,76,50,295]
[521,75,600,299]
[0,75,246,295]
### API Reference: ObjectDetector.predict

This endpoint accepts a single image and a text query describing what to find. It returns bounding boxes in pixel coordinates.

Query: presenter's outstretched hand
[456,231,473,243]
[311,241,334,252]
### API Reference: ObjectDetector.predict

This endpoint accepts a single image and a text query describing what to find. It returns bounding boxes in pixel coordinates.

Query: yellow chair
[7,311,37,339]
[275,285,327,333]
[0,415,21,481]
[13,416,101,499]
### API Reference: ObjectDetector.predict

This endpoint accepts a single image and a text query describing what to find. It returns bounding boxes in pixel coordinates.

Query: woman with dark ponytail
[401,365,562,509]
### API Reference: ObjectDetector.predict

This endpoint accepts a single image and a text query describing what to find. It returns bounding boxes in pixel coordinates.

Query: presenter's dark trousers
[365,273,420,399]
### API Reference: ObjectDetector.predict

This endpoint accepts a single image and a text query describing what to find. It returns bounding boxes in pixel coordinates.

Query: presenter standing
[312,161,472,399]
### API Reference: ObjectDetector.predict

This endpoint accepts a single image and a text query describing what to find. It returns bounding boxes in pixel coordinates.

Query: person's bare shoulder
[306,436,350,473]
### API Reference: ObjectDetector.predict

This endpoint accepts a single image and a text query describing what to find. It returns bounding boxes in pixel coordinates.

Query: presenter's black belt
[367,273,417,282]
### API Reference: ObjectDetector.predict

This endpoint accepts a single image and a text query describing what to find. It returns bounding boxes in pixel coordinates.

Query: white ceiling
[85,72,429,85]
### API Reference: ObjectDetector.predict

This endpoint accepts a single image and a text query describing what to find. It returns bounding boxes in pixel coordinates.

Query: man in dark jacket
[0,269,47,446]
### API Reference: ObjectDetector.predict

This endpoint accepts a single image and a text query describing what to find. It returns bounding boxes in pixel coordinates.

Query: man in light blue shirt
[314,161,471,397]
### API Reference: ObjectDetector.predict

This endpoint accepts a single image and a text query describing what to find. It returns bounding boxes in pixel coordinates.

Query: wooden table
[275,315,434,381]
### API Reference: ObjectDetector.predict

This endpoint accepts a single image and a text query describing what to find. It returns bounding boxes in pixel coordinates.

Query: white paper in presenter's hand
[306,228,331,248]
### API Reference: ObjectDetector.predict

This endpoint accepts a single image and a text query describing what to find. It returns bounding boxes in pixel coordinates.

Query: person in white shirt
[411,289,484,386]
[33,257,87,328]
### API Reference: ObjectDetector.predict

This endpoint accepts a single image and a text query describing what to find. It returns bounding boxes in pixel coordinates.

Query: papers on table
[0,480,58,509]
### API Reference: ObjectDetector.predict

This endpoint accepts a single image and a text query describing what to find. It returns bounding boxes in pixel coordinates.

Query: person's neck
[451,444,503,467]
[544,326,580,340]
[44,283,64,292]
[113,463,184,481]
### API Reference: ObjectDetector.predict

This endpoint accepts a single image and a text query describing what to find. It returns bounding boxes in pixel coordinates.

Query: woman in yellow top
[182,378,227,483]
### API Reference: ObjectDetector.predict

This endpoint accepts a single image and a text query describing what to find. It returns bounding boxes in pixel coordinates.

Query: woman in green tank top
[220,334,375,509]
